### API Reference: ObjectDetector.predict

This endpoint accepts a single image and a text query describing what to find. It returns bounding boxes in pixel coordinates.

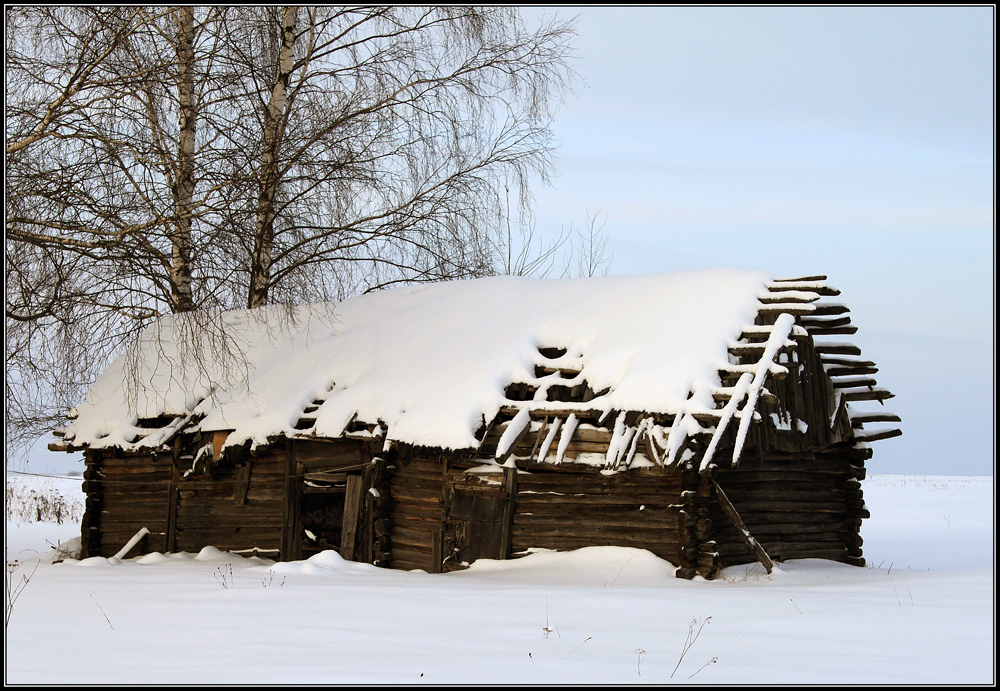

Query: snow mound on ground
[453,546,679,587]
[73,556,121,567]
[193,545,234,562]
[264,549,380,576]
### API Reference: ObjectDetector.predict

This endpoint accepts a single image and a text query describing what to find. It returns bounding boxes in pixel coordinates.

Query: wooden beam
[496,413,535,466]
[728,342,797,357]
[820,357,876,368]
[758,292,820,304]
[500,466,518,559]
[842,389,894,402]
[711,480,774,574]
[767,282,840,296]
[853,428,902,443]
[281,442,295,561]
[771,275,828,282]
[807,326,858,336]
[832,377,878,389]
[815,343,862,356]
[850,412,901,424]
[233,464,250,505]
[825,365,878,377]
[810,303,851,316]
[800,316,853,329]
[340,474,364,561]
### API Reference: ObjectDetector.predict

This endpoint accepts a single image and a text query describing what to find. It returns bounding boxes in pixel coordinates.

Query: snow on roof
[65,270,773,452]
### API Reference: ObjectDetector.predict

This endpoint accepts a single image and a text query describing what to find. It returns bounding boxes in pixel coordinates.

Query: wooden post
[500,465,518,559]
[431,529,443,574]
[711,480,773,574]
[281,441,295,561]
[233,464,250,505]
[81,450,103,557]
[166,442,180,553]
[340,475,363,561]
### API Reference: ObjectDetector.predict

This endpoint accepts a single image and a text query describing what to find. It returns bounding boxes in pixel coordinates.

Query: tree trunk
[248,6,298,309]
[171,6,196,313]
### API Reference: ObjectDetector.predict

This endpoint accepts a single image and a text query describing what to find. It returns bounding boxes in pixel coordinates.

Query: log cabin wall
[81,449,172,558]
[696,318,870,579]
[172,448,286,556]
[701,449,867,578]
[81,446,290,559]
[510,467,697,575]
[388,452,446,572]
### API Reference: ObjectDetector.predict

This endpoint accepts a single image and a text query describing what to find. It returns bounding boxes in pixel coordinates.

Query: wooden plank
[513,513,684,530]
[842,389,894,402]
[770,275,828,283]
[280,444,294,560]
[853,428,902,443]
[815,343,862,356]
[340,474,363,561]
[711,480,773,573]
[500,466,517,560]
[826,365,878,377]
[808,326,858,336]
[431,528,443,574]
[849,412,900,424]
[514,494,687,507]
[233,464,250,504]
[495,414,535,467]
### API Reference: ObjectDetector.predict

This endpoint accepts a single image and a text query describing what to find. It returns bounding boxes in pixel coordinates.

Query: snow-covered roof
[56,269,896,458]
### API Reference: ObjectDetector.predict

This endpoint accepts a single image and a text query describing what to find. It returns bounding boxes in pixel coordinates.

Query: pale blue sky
[530,6,994,475]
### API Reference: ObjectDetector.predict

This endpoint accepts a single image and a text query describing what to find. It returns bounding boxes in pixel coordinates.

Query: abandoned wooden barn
[52,270,900,579]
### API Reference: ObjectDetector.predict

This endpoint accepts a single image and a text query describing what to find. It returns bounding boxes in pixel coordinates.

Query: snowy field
[4,473,994,685]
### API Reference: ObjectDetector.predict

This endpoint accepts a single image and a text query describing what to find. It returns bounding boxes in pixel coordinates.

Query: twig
[609,552,639,588]
[566,636,592,659]
[688,656,718,679]
[90,594,114,630]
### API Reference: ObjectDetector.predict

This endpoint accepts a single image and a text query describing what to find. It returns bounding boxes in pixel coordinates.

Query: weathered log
[853,428,902,443]
[849,412,901,424]
[842,389,894,402]
[711,480,773,573]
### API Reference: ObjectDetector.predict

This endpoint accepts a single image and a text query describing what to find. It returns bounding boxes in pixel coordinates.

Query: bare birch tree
[5,6,577,458]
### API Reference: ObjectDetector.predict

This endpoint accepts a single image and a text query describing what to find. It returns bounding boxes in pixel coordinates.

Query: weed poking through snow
[90,594,114,630]
[542,595,559,638]
[670,616,712,678]
[5,558,39,628]
[262,571,285,588]
[688,656,718,679]
[566,636,592,659]
[214,564,234,589]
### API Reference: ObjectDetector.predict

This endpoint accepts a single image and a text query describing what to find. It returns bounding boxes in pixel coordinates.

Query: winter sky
[23,6,993,477]
[528,6,994,476]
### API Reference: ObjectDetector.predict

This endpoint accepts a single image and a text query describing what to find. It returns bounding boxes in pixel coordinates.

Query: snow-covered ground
[4,474,994,684]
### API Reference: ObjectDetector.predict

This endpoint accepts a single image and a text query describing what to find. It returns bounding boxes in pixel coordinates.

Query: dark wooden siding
[707,449,866,574]
[172,450,285,555]
[511,467,691,568]
[388,454,444,572]
[82,449,172,557]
